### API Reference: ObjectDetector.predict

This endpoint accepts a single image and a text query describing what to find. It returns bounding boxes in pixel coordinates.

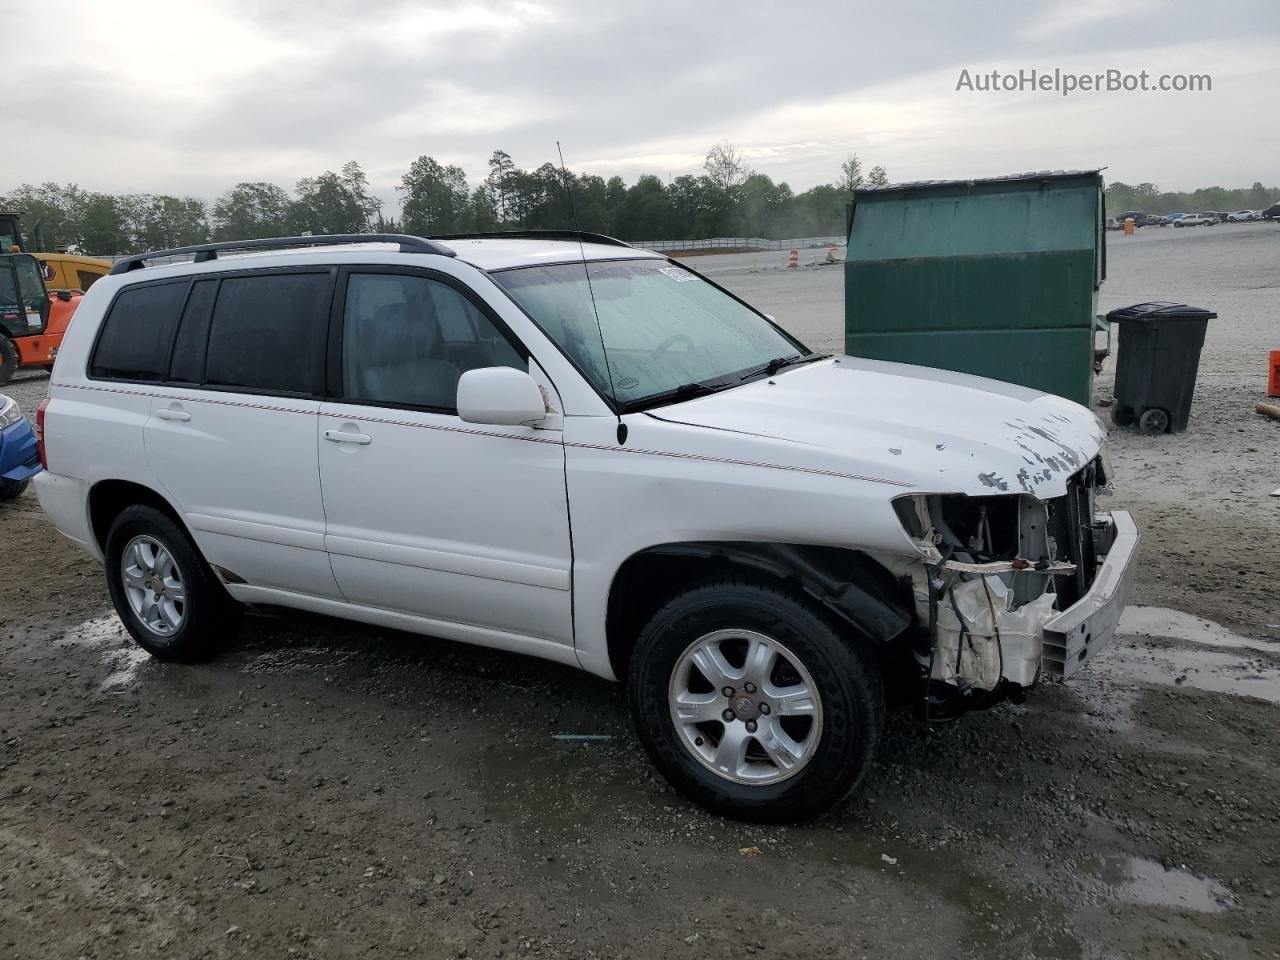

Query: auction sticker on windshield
[659,266,694,282]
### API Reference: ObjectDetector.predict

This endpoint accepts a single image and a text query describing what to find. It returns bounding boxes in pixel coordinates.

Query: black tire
[104,504,242,662]
[0,336,17,386]
[628,579,884,822]
[0,478,28,501]
[1110,404,1135,427]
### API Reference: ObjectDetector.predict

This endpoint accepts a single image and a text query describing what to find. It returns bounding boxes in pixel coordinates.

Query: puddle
[1070,609,1280,727]
[56,614,152,691]
[1098,854,1232,913]
[1089,641,1280,704]
[1119,606,1277,652]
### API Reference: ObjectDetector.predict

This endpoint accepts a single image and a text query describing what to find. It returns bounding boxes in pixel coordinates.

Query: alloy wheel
[121,535,187,635]
[668,628,823,785]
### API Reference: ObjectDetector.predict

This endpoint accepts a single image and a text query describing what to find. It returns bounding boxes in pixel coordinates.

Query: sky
[6,0,1279,213]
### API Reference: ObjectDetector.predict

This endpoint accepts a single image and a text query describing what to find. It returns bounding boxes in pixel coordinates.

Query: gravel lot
[1,222,1278,960]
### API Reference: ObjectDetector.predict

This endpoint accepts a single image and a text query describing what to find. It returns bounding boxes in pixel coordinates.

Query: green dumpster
[845,170,1106,406]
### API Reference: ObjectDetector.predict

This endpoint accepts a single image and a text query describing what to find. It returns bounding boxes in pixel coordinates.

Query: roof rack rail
[428,230,633,249]
[108,234,456,275]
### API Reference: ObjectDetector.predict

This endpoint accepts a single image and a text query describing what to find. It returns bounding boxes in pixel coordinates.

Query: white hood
[648,356,1106,499]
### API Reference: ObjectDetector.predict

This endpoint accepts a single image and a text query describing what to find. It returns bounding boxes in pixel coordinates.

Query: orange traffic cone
[1268,350,1280,397]
[788,248,798,270]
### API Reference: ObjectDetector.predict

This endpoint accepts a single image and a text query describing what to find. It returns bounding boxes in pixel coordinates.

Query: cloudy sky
[7,0,1279,211]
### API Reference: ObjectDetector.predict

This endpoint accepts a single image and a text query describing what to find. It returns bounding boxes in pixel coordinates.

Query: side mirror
[456,367,547,427]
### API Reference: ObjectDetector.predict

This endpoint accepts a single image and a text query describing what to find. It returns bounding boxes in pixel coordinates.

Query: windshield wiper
[621,354,828,413]
[739,352,828,381]
[620,381,721,413]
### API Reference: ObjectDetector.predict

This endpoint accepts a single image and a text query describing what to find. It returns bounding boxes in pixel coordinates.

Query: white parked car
[35,232,1137,821]
[1174,213,1217,227]
[1226,210,1258,222]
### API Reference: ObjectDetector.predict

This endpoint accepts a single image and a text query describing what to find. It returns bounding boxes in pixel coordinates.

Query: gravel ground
[1,222,1278,960]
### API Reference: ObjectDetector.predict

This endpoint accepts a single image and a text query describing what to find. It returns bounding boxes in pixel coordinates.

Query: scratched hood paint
[650,356,1107,498]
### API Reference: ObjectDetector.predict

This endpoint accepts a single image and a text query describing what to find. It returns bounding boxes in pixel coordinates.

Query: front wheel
[104,504,242,661]
[628,579,884,822]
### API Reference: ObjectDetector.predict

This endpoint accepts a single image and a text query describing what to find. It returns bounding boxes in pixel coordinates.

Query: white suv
[36,232,1137,821]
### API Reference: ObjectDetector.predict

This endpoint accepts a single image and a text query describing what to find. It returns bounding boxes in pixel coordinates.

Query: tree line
[2,144,886,256]
[9,146,1270,257]
[1105,180,1276,217]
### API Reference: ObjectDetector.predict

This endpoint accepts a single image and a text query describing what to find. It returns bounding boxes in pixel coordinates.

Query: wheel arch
[88,479,188,552]
[605,541,915,681]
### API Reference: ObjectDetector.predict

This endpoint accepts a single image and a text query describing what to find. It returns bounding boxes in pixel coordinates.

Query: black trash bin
[1107,301,1216,435]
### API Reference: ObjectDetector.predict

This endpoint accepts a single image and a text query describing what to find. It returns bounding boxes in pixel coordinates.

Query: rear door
[316,267,574,648]
[143,268,342,599]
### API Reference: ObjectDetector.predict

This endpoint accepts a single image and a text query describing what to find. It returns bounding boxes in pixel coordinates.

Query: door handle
[324,428,372,445]
[156,405,191,422]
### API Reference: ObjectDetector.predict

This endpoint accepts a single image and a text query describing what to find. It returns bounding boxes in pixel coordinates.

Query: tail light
[36,398,50,469]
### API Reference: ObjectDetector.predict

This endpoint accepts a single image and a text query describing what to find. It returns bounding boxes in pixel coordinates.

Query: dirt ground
[1,221,1279,960]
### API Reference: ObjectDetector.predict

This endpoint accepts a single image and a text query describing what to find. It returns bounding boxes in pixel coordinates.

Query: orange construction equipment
[1269,349,1280,398]
[788,248,798,269]
[0,252,84,385]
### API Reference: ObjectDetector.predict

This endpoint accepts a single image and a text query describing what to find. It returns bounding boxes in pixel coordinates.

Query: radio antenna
[556,141,625,444]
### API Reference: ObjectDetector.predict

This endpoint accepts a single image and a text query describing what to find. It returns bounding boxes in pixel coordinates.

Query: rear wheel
[628,579,884,822]
[0,337,17,386]
[104,504,242,661]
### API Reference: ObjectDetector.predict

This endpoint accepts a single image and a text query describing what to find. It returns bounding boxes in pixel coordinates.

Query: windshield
[493,259,811,409]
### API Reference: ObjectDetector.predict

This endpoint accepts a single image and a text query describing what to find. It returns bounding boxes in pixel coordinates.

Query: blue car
[0,393,41,500]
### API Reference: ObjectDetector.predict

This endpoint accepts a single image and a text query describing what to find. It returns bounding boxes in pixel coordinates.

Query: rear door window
[204,273,330,395]
[89,280,189,381]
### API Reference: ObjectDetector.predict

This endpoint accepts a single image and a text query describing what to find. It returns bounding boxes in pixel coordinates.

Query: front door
[317,268,574,649]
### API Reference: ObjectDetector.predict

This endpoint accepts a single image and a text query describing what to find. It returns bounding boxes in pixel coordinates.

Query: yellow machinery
[36,253,110,292]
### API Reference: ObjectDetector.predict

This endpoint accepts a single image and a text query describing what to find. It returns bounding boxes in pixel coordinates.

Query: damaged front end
[892,457,1139,718]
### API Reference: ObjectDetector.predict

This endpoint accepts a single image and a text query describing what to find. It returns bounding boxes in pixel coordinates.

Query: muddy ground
[1,222,1278,959]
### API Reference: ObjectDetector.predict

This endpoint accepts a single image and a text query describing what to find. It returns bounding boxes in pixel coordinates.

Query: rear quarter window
[89,280,189,381]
